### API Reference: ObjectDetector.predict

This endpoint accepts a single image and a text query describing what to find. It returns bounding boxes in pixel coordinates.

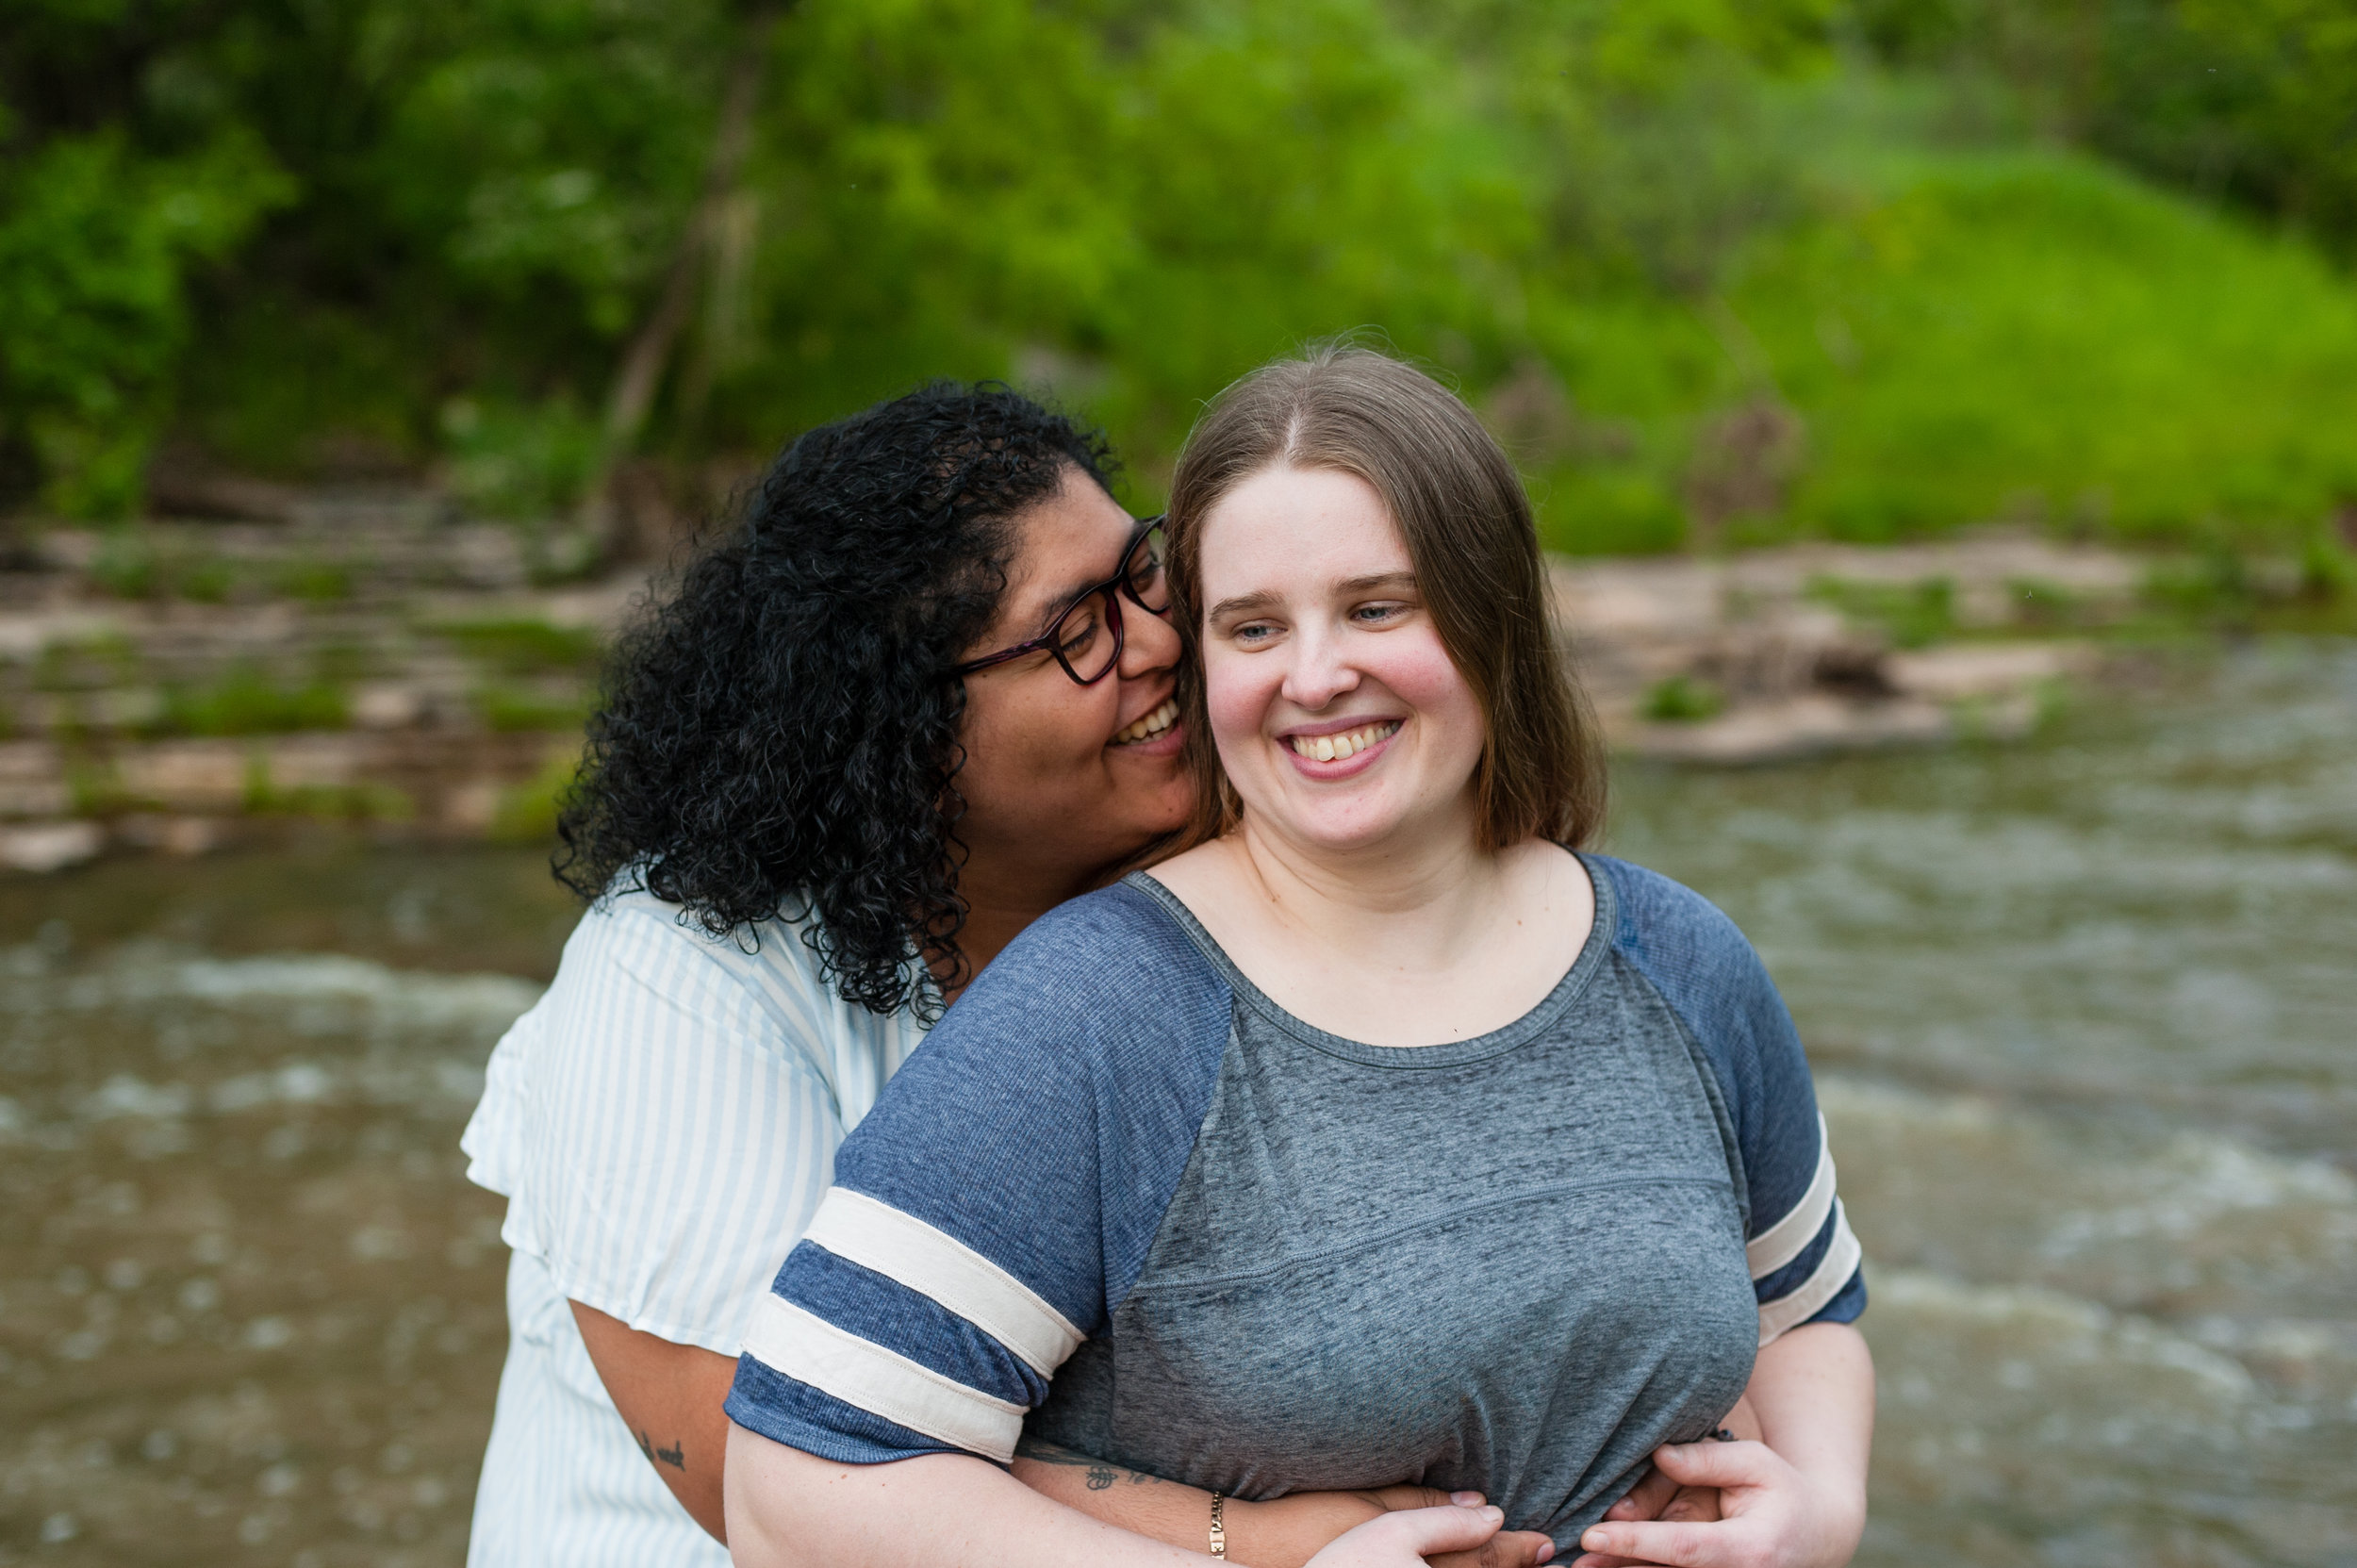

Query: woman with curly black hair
[457,384,1537,1568]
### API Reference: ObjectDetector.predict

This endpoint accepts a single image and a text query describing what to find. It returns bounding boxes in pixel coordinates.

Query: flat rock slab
[1616,695,1955,765]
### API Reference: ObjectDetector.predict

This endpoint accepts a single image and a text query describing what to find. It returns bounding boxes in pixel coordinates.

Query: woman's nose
[1279,626,1359,710]
[1117,594,1181,679]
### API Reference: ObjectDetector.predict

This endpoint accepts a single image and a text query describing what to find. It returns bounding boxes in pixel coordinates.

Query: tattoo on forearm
[636,1429,686,1471]
[1014,1435,1166,1487]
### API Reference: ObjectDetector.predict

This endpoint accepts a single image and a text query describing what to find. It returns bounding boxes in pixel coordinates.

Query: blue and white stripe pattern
[1747,1117,1863,1343]
[460,889,926,1567]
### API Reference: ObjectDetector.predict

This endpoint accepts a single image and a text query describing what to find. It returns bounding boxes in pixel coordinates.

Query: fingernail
[1582,1531,1607,1552]
[1535,1543,1555,1562]
[1482,1506,1504,1524]
[1451,1491,1485,1506]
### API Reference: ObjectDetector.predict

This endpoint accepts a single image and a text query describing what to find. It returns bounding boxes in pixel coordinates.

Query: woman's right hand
[1305,1496,1526,1568]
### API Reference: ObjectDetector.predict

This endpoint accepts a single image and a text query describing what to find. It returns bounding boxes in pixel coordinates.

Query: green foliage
[1642,673,1728,721]
[240,756,412,822]
[0,127,290,516]
[429,617,603,674]
[488,747,583,844]
[473,685,591,734]
[1807,575,1957,647]
[5,0,2357,560]
[157,667,348,736]
[439,396,605,520]
[1849,0,2357,256]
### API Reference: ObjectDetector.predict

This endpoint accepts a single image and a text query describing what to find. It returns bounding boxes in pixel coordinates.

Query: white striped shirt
[459,889,927,1565]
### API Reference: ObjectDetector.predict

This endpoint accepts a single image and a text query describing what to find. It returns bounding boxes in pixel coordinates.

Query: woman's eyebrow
[1208,588,1282,619]
[1336,571,1417,594]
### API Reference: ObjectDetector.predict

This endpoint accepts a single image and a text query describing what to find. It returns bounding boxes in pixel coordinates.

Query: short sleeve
[725,884,1230,1465]
[460,901,849,1355]
[1593,856,1865,1345]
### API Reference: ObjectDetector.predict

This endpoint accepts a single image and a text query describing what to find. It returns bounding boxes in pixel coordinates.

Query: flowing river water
[3,640,2351,1567]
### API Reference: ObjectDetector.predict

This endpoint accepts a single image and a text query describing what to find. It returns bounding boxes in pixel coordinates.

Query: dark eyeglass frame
[950,517,1169,686]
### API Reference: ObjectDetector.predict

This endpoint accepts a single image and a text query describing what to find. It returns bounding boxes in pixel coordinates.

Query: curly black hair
[553,382,1116,1018]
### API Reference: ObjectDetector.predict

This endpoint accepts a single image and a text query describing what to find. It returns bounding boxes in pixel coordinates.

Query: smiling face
[950,469,1193,896]
[1196,464,1488,858]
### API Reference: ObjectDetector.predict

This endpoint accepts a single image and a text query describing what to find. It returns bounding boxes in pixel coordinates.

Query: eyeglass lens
[1049,529,1166,683]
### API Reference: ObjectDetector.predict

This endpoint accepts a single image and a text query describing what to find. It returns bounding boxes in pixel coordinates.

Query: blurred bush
[3,0,2355,552]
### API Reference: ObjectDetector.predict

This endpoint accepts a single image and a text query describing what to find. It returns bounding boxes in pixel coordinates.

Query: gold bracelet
[1209,1491,1227,1560]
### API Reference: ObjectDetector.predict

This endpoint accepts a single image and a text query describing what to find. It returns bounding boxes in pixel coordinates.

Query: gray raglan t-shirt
[725,854,1865,1547]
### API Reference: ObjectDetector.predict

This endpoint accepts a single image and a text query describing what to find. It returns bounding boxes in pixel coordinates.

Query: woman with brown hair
[718,346,1874,1568]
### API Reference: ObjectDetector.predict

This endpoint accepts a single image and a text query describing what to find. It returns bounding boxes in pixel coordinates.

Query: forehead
[1197,466,1406,587]
[993,474,1136,622]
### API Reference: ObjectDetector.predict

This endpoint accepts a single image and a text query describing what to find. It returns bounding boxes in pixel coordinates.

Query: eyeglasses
[951,518,1170,685]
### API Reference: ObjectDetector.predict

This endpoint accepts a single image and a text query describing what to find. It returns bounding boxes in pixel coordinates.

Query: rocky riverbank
[0,506,2153,873]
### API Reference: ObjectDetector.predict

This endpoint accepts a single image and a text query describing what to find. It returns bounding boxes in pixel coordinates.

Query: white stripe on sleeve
[1755,1198,1862,1346]
[799,1188,1085,1375]
[739,1295,1027,1461]
[1745,1114,1837,1280]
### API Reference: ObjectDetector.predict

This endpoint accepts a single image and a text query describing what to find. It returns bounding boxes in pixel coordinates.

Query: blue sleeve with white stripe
[1593,856,1866,1340]
[723,883,1232,1464]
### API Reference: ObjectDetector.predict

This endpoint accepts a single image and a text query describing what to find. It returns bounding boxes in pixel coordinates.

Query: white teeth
[1113,698,1178,745]
[1288,720,1399,760]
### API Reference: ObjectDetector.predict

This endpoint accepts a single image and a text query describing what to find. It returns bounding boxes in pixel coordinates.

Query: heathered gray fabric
[1024,868,1761,1546]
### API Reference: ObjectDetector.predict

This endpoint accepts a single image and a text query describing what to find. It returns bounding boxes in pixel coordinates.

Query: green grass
[488,748,583,845]
[472,685,591,734]
[431,618,604,675]
[1641,674,1727,723]
[157,667,347,735]
[1805,576,1956,649]
[1531,147,2357,556]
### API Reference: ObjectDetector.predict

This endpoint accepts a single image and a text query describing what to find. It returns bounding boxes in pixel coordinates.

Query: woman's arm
[724,1423,1518,1568]
[571,1302,739,1541]
[1568,1321,1874,1568]
[1014,1438,1555,1568]
[569,1309,1556,1565]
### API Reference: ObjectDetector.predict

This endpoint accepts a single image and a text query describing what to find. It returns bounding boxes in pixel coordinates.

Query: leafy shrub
[0,129,290,517]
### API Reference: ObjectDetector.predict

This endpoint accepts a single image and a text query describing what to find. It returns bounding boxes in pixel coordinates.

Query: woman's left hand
[1565,1438,1864,1568]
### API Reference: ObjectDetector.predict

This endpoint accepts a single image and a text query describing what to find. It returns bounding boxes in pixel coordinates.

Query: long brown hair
[1165,342,1607,851]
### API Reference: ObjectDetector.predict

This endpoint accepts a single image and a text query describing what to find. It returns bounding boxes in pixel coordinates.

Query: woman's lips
[1110,697,1182,754]
[1280,718,1401,778]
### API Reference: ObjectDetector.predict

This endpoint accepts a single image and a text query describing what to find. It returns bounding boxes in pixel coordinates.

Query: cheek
[960,683,1114,801]
[1202,647,1282,761]
[1380,636,1486,753]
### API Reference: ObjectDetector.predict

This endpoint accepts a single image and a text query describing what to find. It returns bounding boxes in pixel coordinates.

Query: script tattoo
[636,1429,686,1471]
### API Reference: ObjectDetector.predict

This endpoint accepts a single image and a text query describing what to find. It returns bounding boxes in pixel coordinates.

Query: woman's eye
[1058,610,1101,654]
[1350,602,1408,625]
[1232,620,1278,645]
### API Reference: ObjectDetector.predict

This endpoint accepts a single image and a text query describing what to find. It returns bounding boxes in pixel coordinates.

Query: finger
[1575,1521,1721,1568]
[1362,1502,1506,1557]
[1607,1464,1678,1521]
[1426,1528,1557,1568]
[1657,1485,1722,1524]
[1648,1439,1778,1491]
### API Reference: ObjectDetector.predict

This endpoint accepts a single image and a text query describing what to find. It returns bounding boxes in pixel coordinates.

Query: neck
[1225,797,1507,969]
[935,837,1099,1002]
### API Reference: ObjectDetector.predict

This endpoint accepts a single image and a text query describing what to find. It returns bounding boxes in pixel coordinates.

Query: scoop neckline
[1121,850,1617,1070]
